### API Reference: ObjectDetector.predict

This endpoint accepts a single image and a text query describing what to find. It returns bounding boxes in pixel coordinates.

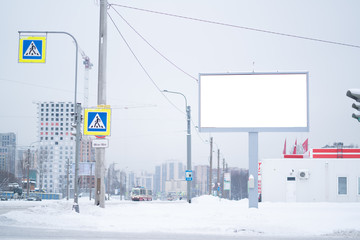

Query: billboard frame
[198,72,309,133]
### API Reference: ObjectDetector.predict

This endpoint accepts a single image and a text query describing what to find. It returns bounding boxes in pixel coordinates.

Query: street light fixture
[162,90,192,203]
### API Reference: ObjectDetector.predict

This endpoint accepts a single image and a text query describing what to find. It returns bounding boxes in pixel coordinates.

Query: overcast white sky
[1,0,360,172]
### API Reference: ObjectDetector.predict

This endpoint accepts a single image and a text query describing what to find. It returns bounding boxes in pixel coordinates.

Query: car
[0,196,8,201]
[27,196,41,201]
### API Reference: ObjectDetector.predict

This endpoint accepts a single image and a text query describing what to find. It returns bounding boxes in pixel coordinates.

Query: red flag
[292,139,297,154]
[302,138,308,152]
[283,139,287,155]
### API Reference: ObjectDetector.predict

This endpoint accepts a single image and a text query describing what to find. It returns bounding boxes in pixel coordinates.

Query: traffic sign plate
[185,170,193,181]
[84,108,111,136]
[19,36,46,63]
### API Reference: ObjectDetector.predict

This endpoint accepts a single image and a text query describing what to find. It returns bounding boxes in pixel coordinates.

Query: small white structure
[262,158,360,202]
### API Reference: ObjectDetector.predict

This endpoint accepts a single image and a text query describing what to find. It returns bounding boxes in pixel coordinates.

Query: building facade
[36,101,76,194]
[262,151,360,202]
[0,133,16,175]
[153,161,185,197]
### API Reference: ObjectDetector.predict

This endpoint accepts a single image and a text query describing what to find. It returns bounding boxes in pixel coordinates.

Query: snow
[1,196,360,237]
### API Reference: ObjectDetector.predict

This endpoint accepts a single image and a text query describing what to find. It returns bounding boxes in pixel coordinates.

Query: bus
[131,186,152,201]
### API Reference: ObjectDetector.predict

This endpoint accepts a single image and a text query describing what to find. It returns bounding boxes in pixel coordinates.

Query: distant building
[193,165,209,196]
[0,133,16,175]
[154,161,185,197]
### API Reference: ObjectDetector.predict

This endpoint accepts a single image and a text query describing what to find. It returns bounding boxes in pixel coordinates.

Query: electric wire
[109,5,198,83]
[0,78,74,93]
[110,4,360,49]
[107,12,185,115]
[108,11,210,145]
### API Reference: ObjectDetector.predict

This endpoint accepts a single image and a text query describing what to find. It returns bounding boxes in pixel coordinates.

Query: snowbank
[1,196,360,237]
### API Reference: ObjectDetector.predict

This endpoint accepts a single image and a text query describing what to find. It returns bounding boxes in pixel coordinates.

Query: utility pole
[209,137,213,195]
[27,149,30,198]
[95,0,107,208]
[217,149,220,197]
[66,158,70,200]
[222,158,225,198]
[186,105,192,203]
[119,170,122,200]
[89,163,93,201]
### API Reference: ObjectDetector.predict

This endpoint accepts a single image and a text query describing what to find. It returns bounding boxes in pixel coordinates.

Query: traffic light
[346,89,360,122]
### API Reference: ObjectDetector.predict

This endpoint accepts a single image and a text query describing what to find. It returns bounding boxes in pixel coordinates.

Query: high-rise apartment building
[36,101,76,194]
[0,133,16,175]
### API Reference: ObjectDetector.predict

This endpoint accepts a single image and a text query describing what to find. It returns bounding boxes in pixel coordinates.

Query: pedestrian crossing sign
[18,36,47,63]
[84,108,111,136]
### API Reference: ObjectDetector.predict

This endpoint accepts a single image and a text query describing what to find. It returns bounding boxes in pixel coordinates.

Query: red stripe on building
[284,154,304,158]
[313,154,360,158]
[312,148,360,153]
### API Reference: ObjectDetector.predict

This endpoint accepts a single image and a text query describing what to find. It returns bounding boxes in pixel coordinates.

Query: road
[0,225,351,240]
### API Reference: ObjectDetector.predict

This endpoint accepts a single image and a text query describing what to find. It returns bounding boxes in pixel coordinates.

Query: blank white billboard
[199,72,309,132]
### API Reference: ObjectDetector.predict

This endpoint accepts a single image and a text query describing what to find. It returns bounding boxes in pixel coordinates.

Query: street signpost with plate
[84,108,111,136]
[185,170,193,181]
[19,36,47,63]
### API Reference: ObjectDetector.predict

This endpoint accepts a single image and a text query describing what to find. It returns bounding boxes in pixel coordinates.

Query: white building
[37,101,76,194]
[262,155,360,202]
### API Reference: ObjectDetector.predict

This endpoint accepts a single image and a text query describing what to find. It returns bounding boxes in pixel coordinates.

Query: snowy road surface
[0,225,355,240]
[1,196,360,239]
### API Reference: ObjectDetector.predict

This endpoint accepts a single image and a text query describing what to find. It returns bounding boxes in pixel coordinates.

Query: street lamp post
[18,31,81,213]
[162,90,192,203]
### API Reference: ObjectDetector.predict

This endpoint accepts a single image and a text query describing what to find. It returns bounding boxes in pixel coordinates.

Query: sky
[1,0,360,173]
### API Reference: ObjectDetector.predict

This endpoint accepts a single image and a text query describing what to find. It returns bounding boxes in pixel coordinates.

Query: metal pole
[66,158,70,201]
[186,105,192,203]
[27,149,30,198]
[249,132,259,208]
[222,158,225,198]
[19,30,80,213]
[217,149,220,197]
[161,90,192,203]
[95,0,107,208]
[89,163,92,201]
[209,137,213,195]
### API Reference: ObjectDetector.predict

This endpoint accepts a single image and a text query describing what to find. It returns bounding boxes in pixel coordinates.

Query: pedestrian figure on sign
[94,115,103,128]
[28,43,39,56]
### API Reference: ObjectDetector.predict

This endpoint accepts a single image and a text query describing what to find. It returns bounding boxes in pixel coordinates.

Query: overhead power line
[107,12,185,115]
[107,11,209,144]
[110,4,360,49]
[109,5,198,83]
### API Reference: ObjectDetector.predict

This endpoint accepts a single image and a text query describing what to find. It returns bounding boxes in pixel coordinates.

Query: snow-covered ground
[1,196,360,237]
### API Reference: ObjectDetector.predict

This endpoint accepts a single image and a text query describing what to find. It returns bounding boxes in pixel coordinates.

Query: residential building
[36,101,76,194]
[0,133,16,175]
[193,165,209,196]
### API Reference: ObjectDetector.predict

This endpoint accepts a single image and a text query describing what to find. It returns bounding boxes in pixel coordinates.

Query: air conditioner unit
[298,169,310,179]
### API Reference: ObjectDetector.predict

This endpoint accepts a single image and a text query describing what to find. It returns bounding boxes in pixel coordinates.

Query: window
[338,177,347,195]
[358,177,360,195]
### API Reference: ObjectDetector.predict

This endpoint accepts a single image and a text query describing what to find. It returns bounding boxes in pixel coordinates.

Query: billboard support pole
[249,132,258,208]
